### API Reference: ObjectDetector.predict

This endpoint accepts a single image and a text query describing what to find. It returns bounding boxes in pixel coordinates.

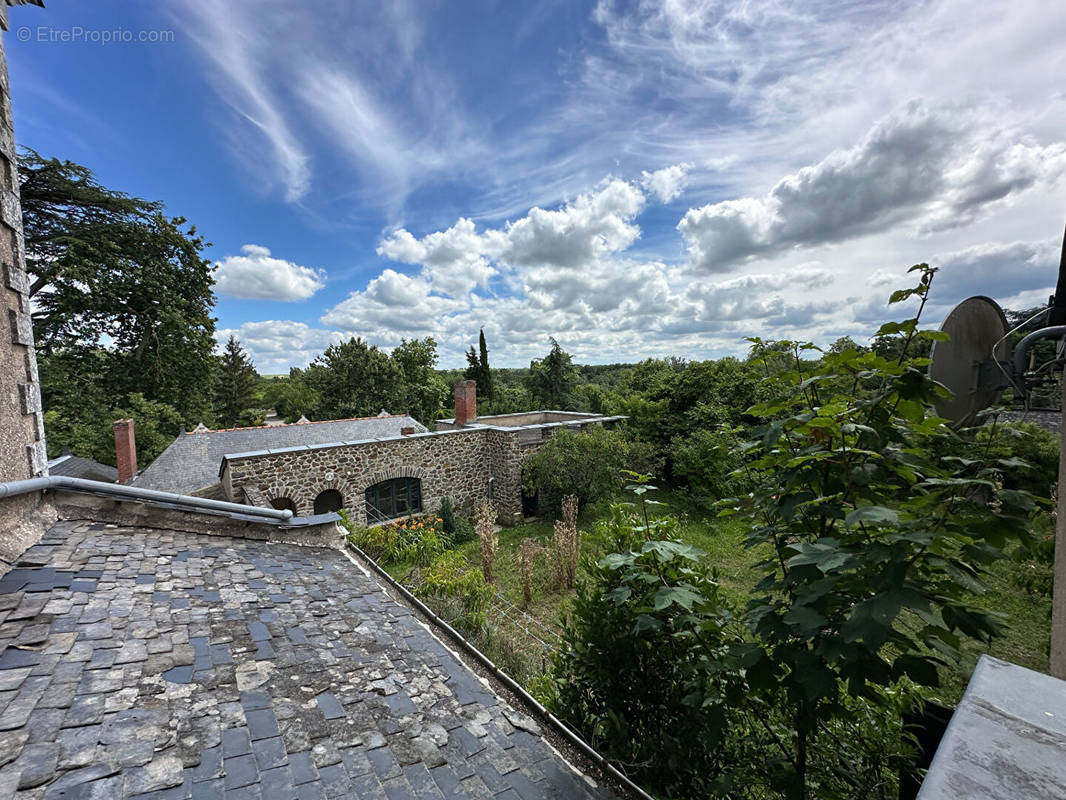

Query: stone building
[0,0,54,571]
[134,413,429,496]
[220,381,625,524]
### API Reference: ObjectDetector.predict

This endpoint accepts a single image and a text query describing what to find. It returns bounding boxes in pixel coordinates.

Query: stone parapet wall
[223,427,526,525]
[51,491,344,549]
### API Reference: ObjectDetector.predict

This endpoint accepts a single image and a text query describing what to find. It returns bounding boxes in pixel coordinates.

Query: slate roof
[0,520,619,799]
[46,455,119,484]
[134,415,429,495]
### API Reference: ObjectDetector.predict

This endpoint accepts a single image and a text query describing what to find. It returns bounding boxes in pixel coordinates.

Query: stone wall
[222,427,525,525]
[223,415,629,527]
[0,22,53,572]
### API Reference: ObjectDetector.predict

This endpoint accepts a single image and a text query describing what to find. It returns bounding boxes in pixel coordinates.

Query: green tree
[214,335,258,428]
[528,337,579,409]
[21,149,217,455]
[303,337,404,419]
[725,265,1037,793]
[43,389,182,467]
[553,505,739,798]
[391,337,448,424]
[263,372,321,423]
[19,148,161,300]
[522,427,657,514]
[670,425,746,509]
[463,328,495,408]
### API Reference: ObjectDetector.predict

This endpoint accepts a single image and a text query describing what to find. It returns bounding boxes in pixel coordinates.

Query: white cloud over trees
[213,245,327,301]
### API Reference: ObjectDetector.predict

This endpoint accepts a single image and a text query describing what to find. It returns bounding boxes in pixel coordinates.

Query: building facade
[221,382,624,524]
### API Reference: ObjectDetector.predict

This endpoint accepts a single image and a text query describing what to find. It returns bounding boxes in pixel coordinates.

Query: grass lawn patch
[375,492,1052,707]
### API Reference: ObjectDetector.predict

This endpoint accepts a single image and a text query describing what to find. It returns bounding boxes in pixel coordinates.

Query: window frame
[364,477,422,519]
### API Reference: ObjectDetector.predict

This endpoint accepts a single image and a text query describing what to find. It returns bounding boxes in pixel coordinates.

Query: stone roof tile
[0,521,620,799]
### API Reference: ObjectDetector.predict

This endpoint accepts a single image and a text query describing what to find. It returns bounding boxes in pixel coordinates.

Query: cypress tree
[478,329,494,404]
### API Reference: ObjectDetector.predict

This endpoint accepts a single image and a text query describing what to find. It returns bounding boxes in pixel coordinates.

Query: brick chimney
[454,380,477,427]
[113,418,137,485]
[400,426,415,436]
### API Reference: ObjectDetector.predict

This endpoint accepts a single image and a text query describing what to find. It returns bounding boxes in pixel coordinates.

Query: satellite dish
[928,296,1010,428]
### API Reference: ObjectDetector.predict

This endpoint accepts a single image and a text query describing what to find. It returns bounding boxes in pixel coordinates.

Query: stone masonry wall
[0,23,55,572]
[223,428,527,525]
[223,419,624,527]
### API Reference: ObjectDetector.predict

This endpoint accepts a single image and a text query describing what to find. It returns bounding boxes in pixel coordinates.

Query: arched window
[313,489,344,515]
[269,497,297,513]
[365,478,422,520]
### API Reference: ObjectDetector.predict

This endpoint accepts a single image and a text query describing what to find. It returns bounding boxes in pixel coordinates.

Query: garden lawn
[378,491,1052,706]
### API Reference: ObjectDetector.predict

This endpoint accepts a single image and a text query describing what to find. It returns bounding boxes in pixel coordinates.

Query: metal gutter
[0,475,337,528]
[345,540,658,800]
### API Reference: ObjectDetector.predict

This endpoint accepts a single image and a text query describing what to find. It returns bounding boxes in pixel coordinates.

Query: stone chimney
[113,419,137,485]
[454,380,477,427]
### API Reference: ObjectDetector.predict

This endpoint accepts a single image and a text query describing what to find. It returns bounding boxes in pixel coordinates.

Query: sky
[8,0,1066,371]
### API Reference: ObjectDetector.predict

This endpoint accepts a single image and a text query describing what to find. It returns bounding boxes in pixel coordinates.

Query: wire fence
[486,590,561,654]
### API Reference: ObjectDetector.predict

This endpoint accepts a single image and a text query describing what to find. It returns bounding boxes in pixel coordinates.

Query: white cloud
[678,104,1066,272]
[213,245,327,301]
[216,320,345,373]
[318,174,857,367]
[173,3,311,201]
[320,269,466,339]
[378,219,496,297]
[174,0,1066,367]
[496,178,646,267]
[930,239,1059,311]
[641,163,691,203]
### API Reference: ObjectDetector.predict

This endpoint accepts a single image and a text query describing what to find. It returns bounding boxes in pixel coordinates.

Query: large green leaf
[845,505,899,527]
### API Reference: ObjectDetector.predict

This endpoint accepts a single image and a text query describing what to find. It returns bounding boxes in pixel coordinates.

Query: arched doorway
[313,489,343,515]
[364,477,422,520]
[269,497,297,513]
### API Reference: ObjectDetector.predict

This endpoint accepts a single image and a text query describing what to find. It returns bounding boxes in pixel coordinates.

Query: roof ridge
[185,413,414,435]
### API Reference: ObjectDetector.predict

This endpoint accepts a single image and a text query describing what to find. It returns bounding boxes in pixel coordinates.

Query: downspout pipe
[1012,325,1066,383]
[0,475,294,523]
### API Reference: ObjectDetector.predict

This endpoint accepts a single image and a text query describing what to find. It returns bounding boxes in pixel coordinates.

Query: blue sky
[9,0,1066,370]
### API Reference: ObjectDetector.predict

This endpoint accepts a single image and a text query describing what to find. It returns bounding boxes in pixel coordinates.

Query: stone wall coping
[438,409,609,424]
[221,414,629,467]
[220,424,492,467]
[440,415,629,430]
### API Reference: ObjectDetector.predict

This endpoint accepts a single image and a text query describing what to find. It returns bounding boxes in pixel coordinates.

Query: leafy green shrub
[238,408,267,427]
[406,527,449,566]
[344,520,403,563]
[723,265,1037,793]
[451,516,476,545]
[525,672,558,709]
[411,550,491,631]
[975,420,1058,497]
[523,426,659,514]
[439,498,456,536]
[1010,510,1054,597]
[340,511,449,565]
[552,519,740,798]
[670,424,746,508]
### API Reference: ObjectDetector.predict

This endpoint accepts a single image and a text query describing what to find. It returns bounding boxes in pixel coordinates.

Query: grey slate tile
[0,522,619,800]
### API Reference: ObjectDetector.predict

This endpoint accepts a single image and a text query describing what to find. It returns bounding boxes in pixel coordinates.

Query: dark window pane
[365,478,421,520]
